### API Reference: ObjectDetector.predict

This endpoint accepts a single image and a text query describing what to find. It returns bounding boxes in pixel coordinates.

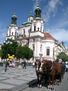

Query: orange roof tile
[44,33,55,39]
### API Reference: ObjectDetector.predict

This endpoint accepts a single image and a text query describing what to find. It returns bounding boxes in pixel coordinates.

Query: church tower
[30,0,44,37]
[6,13,18,40]
[35,0,41,18]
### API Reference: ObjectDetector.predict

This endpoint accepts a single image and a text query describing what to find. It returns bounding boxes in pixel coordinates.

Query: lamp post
[39,53,43,62]
[28,29,31,47]
[33,43,35,61]
[4,41,12,58]
[3,40,12,72]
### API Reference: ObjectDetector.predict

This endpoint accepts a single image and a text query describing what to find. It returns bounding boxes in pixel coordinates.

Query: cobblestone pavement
[0,66,68,91]
[22,72,68,91]
[0,66,36,91]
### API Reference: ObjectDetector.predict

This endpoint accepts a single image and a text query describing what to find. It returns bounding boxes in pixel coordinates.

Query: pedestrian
[23,59,26,69]
[2,59,5,70]
[5,60,8,72]
[32,62,35,68]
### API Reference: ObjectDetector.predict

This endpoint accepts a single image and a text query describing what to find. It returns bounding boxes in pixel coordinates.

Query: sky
[0,0,68,48]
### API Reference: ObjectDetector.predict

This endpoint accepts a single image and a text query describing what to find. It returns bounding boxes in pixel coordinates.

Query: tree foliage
[0,49,2,57]
[16,45,33,60]
[56,52,68,62]
[1,39,33,60]
[1,39,18,59]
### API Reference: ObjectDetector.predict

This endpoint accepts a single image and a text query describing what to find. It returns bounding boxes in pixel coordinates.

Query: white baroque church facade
[6,0,67,61]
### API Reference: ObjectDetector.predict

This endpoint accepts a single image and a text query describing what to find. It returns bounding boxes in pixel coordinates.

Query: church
[6,0,67,61]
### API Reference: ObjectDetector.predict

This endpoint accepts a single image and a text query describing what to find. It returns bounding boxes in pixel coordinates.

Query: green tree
[1,39,18,59]
[56,52,68,62]
[0,49,2,57]
[16,45,24,59]
[16,45,33,60]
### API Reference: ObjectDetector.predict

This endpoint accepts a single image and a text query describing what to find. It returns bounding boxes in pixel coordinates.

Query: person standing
[32,62,35,68]
[5,60,8,72]
[23,59,26,69]
[2,59,5,71]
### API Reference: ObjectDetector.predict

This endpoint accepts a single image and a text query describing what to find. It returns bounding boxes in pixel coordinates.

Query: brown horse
[35,59,43,88]
[40,60,62,89]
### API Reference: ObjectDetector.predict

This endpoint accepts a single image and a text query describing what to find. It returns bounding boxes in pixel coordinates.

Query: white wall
[28,16,33,22]
[8,26,18,36]
[31,19,44,32]
[20,26,31,37]
[7,26,18,40]
[30,31,44,37]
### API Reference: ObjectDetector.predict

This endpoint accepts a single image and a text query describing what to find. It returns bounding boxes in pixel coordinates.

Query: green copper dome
[11,13,17,25]
[35,17,42,20]
[9,24,17,27]
[35,0,41,17]
[22,22,32,26]
[35,6,41,17]
[35,6,41,11]
[12,14,17,18]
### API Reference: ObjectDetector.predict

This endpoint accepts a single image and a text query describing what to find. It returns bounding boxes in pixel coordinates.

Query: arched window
[40,44,42,52]
[33,44,35,51]
[34,26,36,31]
[12,32,13,35]
[15,32,17,36]
[30,28,31,32]
[38,27,39,31]
[46,48,50,56]
[23,29,25,36]
[23,29,25,34]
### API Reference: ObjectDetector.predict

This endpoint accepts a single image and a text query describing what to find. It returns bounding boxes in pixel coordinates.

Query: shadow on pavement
[28,79,48,88]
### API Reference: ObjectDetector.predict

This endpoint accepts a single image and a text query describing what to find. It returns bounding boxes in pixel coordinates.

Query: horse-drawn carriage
[35,59,65,89]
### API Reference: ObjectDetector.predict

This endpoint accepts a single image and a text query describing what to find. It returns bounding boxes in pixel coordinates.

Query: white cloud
[57,21,68,28]
[33,0,61,21]
[0,33,6,39]
[0,23,7,43]
[42,0,62,22]
[33,0,46,11]
[63,7,68,17]
[48,0,60,9]
[51,29,68,42]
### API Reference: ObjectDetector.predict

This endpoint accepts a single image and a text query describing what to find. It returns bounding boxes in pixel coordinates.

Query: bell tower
[7,13,18,40]
[11,13,17,25]
[35,0,41,18]
[31,0,44,34]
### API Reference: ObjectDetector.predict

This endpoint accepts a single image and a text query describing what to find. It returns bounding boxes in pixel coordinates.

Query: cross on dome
[37,0,39,7]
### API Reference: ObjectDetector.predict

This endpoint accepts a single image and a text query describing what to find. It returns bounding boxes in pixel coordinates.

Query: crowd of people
[1,58,68,73]
[2,58,35,72]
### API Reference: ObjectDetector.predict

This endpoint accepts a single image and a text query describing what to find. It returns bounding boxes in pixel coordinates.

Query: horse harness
[47,62,54,72]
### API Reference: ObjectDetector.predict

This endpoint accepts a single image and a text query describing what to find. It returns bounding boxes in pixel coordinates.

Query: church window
[40,44,42,52]
[53,48,54,56]
[9,30,11,35]
[34,26,36,31]
[12,32,13,35]
[23,29,25,34]
[33,44,35,51]
[15,32,17,36]
[30,28,31,32]
[46,48,50,56]
[31,20,32,22]
[23,29,25,36]
[38,27,39,31]
[28,29,31,37]
[41,26,42,32]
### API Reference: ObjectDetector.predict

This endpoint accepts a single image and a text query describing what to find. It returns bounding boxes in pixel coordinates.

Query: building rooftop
[44,33,55,40]
[22,22,32,26]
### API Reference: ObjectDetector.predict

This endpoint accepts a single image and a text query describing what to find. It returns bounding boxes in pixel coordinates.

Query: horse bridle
[35,61,41,71]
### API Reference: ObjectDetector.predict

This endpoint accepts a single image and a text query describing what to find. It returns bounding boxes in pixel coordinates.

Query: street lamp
[4,41,12,58]
[28,29,31,46]
[39,53,43,62]
[5,41,12,45]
